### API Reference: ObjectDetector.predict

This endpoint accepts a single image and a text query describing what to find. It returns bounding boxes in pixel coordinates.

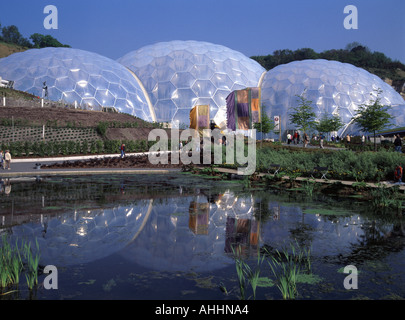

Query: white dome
[118,40,266,127]
[0,48,153,121]
[260,59,405,136]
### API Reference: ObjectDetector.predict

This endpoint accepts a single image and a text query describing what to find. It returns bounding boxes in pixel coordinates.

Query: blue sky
[1,0,404,63]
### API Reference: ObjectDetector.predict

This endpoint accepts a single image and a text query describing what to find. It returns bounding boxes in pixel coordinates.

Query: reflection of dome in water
[118,40,266,128]
[8,200,153,266]
[120,192,258,272]
[0,48,153,121]
[260,59,405,136]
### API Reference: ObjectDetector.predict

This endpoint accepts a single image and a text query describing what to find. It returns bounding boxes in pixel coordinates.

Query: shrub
[96,121,109,137]
[256,145,405,182]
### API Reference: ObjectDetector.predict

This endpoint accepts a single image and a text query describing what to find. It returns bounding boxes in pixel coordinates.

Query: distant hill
[251,45,405,97]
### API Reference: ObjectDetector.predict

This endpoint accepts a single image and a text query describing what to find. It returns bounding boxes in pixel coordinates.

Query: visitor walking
[293,131,298,144]
[297,132,300,144]
[4,150,11,170]
[394,134,402,153]
[303,133,309,148]
[120,143,125,158]
[319,133,325,149]
[0,150,4,169]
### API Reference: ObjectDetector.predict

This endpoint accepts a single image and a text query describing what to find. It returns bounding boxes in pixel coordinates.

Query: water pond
[1,172,405,300]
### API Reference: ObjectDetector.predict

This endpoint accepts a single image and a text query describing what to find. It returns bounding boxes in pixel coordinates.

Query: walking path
[1,152,176,177]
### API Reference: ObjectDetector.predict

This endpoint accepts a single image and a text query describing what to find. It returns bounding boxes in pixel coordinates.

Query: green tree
[30,33,70,48]
[315,113,345,139]
[253,111,275,134]
[1,25,31,47]
[289,91,317,135]
[351,89,394,151]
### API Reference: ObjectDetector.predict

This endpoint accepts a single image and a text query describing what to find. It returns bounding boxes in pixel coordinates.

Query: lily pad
[257,277,274,287]
[296,273,322,284]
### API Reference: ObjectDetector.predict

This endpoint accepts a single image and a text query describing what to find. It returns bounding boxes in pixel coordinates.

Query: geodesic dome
[260,59,405,136]
[0,48,153,121]
[118,40,266,128]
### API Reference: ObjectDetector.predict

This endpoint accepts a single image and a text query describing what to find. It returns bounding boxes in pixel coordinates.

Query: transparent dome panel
[0,47,151,121]
[118,40,265,125]
[261,59,405,136]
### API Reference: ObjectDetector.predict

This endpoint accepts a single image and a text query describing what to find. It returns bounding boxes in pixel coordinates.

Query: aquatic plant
[232,246,265,300]
[370,183,403,210]
[264,242,312,300]
[0,235,41,293]
[301,178,318,197]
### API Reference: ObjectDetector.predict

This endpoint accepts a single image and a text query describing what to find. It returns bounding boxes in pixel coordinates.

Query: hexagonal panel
[0,47,152,121]
[118,40,266,126]
[260,59,405,137]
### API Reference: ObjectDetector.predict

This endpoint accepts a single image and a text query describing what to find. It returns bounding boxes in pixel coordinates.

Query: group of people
[286,131,322,148]
[0,150,11,170]
[286,131,300,145]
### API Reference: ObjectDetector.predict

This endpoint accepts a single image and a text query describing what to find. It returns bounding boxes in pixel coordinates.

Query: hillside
[0,104,161,142]
[251,46,405,97]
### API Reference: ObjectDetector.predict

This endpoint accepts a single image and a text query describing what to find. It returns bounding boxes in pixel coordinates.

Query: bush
[96,121,109,137]
[256,146,405,182]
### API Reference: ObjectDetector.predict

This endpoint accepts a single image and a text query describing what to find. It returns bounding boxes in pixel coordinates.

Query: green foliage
[29,33,70,48]
[0,24,70,49]
[352,89,394,151]
[289,91,317,134]
[96,121,109,137]
[253,111,275,134]
[315,113,344,135]
[2,138,157,157]
[256,145,405,182]
[0,235,40,292]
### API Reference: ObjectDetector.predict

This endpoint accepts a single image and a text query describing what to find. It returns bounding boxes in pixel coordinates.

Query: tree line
[251,42,405,89]
[0,22,70,49]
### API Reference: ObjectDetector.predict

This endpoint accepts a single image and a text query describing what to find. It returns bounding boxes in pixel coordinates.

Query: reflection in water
[1,174,405,299]
[6,199,153,266]
[121,190,259,272]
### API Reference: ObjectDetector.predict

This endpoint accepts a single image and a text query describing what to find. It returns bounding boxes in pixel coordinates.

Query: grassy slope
[0,41,28,58]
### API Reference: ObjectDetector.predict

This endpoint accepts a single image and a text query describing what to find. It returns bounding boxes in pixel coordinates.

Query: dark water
[1,173,405,300]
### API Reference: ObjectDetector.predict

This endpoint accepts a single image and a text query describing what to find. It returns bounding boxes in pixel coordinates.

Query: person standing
[293,131,298,144]
[287,133,292,145]
[4,150,11,170]
[394,134,402,153]
[320,133,325,149]
[120,143,126,158]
